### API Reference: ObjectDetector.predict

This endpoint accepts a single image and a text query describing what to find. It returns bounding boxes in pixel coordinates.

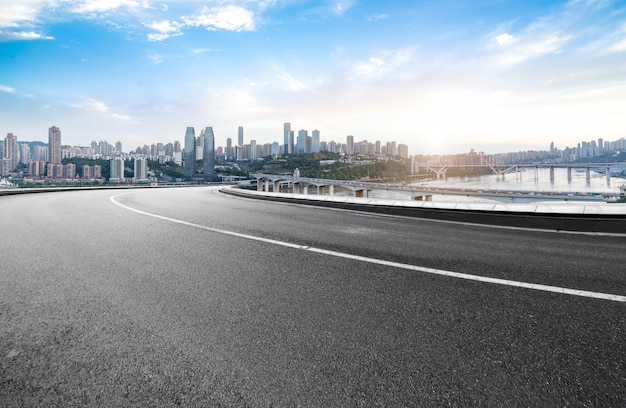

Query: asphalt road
[1,186,625,407]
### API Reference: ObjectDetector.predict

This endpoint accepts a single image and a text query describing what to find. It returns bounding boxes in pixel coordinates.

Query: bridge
[251,173,374,197]
[419,154,626,186]
[250,173,625,202]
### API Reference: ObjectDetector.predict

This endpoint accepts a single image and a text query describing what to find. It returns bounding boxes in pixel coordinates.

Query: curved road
[1,186,625,407]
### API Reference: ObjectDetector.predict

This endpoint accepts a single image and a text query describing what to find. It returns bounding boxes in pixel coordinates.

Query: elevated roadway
[1,186,625,406]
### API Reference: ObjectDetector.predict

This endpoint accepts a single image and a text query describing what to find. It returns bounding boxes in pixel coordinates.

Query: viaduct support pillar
[273,180,281,192]
[329,185,334,196]
[257,178,264,191]
[293,183,301,194]
[303,185,309,195]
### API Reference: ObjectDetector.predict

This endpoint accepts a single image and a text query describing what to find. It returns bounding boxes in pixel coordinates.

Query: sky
[1,0,625,155]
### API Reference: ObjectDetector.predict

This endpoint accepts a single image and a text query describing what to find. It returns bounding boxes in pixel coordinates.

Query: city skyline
[1,1,625,155]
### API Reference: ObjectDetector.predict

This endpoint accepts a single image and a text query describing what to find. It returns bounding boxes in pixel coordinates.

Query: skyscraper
[226,138,233,157]
[134,157,147,181]
[311,130,320,153]
[283,123,292,154]
[4,133,18,171]
[297,130,307,154]
[203,126,215,180]
[238,126,244,146]
[109,157,124,181]
[346,135,354,155]
[184,127,196,179]
[48,126,61,164]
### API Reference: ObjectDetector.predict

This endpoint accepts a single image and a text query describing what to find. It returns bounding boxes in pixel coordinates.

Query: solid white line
[110,193,626,303]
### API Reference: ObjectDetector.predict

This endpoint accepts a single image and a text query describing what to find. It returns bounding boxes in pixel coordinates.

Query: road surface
[1,186,625,407]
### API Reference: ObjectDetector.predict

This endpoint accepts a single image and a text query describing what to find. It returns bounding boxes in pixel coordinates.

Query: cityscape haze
[1,1,625,154]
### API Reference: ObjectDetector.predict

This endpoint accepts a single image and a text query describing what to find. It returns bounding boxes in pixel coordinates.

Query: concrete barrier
[221,186,626,234]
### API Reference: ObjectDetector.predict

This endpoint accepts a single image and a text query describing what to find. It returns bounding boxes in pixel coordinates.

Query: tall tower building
[109,157,124,181]
[283,123,292,154]
[4,133,18,171]
[48,126,62,164]
[297,130,307,154]
[238,126,244,146]
[134,157,147,181]
[311,130,320,153]
[346,135,354,155]
[184,127,196,179]
[226,138,233,157]
[203,126,215,180]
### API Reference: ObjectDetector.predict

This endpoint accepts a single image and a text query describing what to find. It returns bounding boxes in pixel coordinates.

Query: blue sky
[1,0,625,155]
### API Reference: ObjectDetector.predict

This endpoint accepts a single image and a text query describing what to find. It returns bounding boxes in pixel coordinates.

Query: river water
[369,167,625,202]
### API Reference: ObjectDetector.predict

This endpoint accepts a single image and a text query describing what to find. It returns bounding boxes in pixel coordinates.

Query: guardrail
[221,186,626,234]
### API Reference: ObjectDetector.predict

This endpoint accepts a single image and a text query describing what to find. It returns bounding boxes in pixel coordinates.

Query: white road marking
[110,193,626,303]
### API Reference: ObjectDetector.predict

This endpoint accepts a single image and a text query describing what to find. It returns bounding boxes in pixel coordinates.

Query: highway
[1,186,625,407]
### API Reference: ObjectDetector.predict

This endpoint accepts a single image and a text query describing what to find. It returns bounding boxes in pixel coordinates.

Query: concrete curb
[220,186,626,234]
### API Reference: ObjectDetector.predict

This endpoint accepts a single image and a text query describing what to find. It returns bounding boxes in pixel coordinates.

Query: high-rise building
[109,157,124,181]
[184,127,196,179]
[311,130,320,153]
[398,144,409,159]
[19,143,30,164]
[283,123,292,154]
[48,126,62,164]
[203,127,215,180]
[4,133,18,171]
[248,139,256,160]
[297,130,307,154]
[226,138,233,157]
[346,135,354,155]
[238,126,244,146]
[134,157,147,181]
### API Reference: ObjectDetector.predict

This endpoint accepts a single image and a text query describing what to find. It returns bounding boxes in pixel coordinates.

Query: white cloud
[349,47,415,80]
[332,1,355,16]
[148,53,164,64]
[0,85,16,93]
[0,30,55,41]
[145,19,183,41]
[272,65,310,92]
[367,13,389,22]
[70,98,110,112]
[71,0,151,14]
[0,0,44,28]
[606,38,626,52]
[494,34,573,65]
[496,33,514,46]
[192,48,217,54]
[70,98,132,121]
[183,5,255,32]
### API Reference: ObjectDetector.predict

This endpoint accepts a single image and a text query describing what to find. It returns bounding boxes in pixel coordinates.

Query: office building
[311,130,320,153]
[284,123,292,154]
[297,130,307,154]
[238,126,244,146]
[203,126,215,180]
[184,127,196,179]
